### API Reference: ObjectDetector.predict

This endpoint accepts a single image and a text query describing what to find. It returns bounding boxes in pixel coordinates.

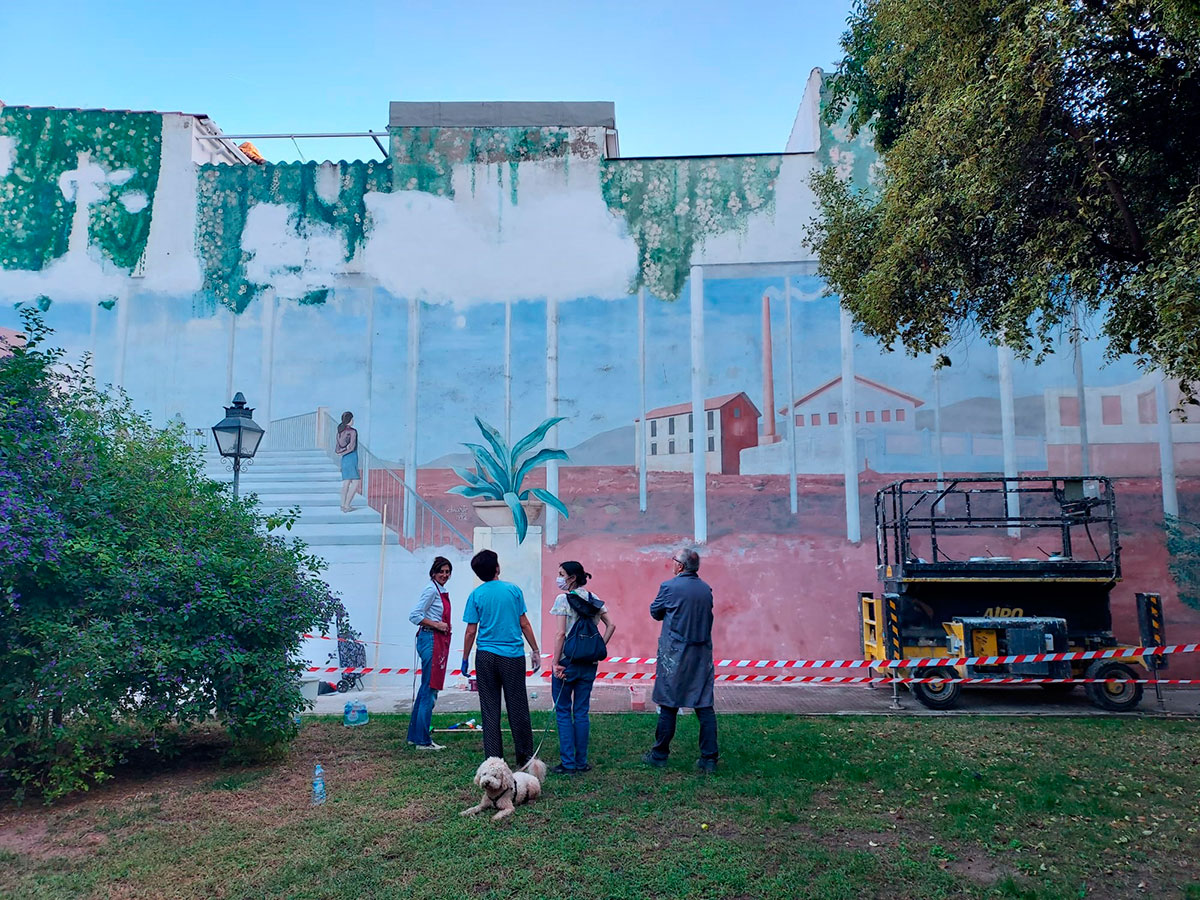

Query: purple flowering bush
[0,312,345,801]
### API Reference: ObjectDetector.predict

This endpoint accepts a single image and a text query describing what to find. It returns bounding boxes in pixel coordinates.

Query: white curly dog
[460,756,547,821]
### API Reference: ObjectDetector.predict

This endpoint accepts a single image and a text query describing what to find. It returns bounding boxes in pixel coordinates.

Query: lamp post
[211,392,265,498]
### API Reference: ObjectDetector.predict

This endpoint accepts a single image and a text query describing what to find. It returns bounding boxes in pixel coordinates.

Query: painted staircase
[202,449,385,546]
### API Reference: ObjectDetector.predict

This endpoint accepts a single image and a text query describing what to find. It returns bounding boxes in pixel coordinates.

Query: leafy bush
[0,311,344,800]
[447,416,569,542]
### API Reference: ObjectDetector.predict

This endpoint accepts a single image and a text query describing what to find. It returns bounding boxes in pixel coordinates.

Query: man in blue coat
[642,547,719,773]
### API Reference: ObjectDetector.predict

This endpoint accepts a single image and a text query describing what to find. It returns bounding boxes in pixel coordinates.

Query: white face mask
[555,576,568,590]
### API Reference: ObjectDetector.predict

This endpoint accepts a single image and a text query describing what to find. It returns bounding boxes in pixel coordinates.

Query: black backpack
[562,591,607,665]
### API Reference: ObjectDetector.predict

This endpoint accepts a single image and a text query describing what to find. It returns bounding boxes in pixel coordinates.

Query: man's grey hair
[677,547,700,573]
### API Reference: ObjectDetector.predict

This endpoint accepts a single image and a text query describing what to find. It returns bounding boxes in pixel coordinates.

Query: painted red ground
[375,467,1200,677]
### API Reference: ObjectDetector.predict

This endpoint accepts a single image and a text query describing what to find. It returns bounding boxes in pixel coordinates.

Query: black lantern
[211,392,265,498]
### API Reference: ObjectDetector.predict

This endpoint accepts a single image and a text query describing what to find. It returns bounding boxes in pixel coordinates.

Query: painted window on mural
[669,418,675,435]
[689,439,694,452]
[896,408,905,422]
[828,411,838,425]
[1059,396,1081,426]
[733,408,741,418]
[688,413,694,433]
[669,440,676,454]
[1138,390,1157,424]
[707,410,715,430]
[855,412,861,423]
[866,411,875,423]
[811,413,820,426]
[651,420,657,437]
[881,409,891,422]
[796,415,804,426]
[651,443,657,455]
[1102,395,1123,425]
[707,436,715,451]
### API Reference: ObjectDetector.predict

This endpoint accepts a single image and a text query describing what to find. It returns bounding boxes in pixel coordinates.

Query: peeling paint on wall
[600,155,782,299]
[0,108,161,271]
[195,160,391,312]
[388,126,590,202]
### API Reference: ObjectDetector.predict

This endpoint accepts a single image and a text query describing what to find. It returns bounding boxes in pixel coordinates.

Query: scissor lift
[859,477,1166,711]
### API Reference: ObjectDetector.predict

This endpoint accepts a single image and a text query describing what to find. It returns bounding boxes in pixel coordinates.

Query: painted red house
[638,392,761,475]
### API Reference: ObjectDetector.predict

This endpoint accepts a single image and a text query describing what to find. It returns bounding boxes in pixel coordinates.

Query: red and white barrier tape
[601,643,1200,670]
[305,643,1200,680]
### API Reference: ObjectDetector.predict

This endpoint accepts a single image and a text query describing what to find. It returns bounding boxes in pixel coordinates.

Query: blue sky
[0,0,855,162]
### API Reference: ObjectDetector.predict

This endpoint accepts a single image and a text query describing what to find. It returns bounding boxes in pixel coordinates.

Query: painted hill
[914,395,1046,436]
[422,425,635,468]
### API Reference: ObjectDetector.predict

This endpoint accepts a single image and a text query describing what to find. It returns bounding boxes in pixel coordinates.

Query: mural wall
[3,72,1198,679]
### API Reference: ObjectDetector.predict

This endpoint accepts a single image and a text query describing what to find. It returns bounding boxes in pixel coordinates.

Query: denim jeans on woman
[406,630,438,745]
[552,670,595,770]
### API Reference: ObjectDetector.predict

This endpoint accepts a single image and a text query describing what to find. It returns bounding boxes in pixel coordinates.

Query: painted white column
[88,302,99,381]
[1156,375,1179,518]
[225,306,237,404]
[363,286,376,496]
[504,299,513,444]
[690,266,708,545]
[784,280,798,515]
[998,344,1021,535]
[638,286,648,513]
[259,292,278,430]
[115,292,132,390]
[839,304,860,543]
[403,296,420,538]
[546,298,560,547]
[1073,306,1091,476]
[933,365,945,513]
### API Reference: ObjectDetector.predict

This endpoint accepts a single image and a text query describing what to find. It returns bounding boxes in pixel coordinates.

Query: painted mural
[2,78,1199,685]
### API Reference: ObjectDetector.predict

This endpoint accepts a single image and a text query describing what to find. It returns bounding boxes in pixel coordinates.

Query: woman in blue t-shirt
[550,561,616,775]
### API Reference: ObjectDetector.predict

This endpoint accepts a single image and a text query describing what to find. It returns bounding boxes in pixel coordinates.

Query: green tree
[0,312,344,801]
[809,0,1200,382]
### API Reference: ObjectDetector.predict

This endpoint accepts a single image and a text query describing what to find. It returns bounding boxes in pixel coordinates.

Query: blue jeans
[406,630,438,745]
[552,673,594,770]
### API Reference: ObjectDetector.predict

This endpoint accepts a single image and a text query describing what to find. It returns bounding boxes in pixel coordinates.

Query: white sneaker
[415,741,445,751]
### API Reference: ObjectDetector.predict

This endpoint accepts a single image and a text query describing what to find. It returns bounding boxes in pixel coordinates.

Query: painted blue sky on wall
[1,270,1143,465]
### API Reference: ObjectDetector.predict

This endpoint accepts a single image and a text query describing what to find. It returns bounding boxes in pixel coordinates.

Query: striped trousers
[475,650,534,766]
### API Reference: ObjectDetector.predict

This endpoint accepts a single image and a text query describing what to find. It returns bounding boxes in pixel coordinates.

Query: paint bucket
[469,677,478,693]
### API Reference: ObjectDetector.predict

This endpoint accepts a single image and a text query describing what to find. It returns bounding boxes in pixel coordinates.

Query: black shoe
[696,758,717,774]
[575,763,593,773]
[641,752,667,768]
[551,763,575,775]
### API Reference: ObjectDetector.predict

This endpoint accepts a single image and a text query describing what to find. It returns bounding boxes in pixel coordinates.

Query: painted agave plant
[448,416,569,543]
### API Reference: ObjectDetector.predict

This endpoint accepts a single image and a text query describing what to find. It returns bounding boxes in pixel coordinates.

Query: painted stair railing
[267,409,472,553]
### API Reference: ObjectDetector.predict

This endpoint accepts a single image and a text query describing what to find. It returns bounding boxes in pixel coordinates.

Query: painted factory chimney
[761,293,779,444]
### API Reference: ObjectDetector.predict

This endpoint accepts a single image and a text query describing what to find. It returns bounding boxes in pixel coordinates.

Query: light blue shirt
[463,580,527,657]
[408,582,447,627]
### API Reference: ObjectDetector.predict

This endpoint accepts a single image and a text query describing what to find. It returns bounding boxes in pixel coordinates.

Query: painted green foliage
[195,160,391,313]
[600,155,781,300]
[816,80,881,191]
[389,126,574,202]
[0,108,161,271]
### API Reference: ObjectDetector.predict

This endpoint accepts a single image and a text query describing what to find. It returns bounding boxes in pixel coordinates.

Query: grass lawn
[1,712,1199,899]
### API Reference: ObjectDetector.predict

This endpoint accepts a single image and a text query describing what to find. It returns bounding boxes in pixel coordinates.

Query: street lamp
[212,392,265,498]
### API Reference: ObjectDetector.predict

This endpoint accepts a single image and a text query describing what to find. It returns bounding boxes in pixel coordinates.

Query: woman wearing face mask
[549,561,615,775]
[406,556,454,750]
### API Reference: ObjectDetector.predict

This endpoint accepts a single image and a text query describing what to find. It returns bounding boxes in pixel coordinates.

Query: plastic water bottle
[343,699,369,727]
[311,764,326,806]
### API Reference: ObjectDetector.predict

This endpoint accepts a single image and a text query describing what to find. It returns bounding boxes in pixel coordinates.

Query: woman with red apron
[406,557,454,750]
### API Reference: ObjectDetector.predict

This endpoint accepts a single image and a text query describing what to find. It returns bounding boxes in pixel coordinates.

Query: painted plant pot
[472,500,546,528]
